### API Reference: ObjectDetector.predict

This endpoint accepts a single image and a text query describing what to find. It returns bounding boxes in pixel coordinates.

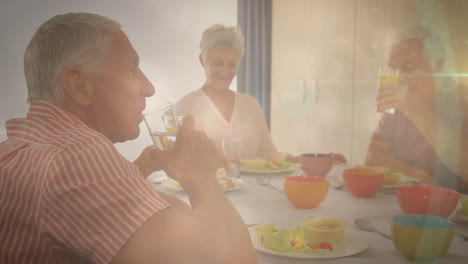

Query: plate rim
[161,178,243,192]
[240,167,297,174]
[453,208,468,223]
[248,225,370,259]
[381,175,419,189]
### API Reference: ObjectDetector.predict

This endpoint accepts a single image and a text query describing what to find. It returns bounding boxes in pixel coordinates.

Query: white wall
[0,0,236,160]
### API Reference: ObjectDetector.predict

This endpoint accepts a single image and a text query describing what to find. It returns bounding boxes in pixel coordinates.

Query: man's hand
[376,78,436,121]
[134,145,163,178]
[161,115,230,184]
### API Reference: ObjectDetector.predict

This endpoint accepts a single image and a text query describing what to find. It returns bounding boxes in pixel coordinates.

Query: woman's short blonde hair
[199,24,245,60]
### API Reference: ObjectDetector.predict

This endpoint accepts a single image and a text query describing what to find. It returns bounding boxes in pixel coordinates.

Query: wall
[0,0,236,160]
[270,0,467,165]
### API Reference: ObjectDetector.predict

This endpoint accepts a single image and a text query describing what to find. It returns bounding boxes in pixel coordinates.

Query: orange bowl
[283,176,329,209]
[300,153,333,177]
[343,168,384,197]
[396,185,459,218]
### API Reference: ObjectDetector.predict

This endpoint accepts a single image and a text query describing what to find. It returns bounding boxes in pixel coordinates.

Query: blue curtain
[237,0,272,126]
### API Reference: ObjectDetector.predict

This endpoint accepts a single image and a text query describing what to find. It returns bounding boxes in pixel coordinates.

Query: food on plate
[255,224,333,253]
[384,172,404,185]
[461,197,468,216]
[240,159,266,170]
[241,158,295,171]
[215,167,235,189]
[355,165,404,185]
[302,218,346,244]
[170,168,235,190]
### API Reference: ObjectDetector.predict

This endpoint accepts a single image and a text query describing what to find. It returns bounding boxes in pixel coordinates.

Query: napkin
[147,170,168,184]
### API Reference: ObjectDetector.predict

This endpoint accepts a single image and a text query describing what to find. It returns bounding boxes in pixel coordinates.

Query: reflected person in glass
[365,25,468,194]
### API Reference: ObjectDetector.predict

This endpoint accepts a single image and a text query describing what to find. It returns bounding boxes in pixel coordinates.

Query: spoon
[355,218,392,240]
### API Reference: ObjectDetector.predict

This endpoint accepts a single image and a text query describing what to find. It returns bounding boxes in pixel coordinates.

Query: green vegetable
[263,230,292,252]
[389,172,404,179]
[256,224,332,254]
[461,197,468,216]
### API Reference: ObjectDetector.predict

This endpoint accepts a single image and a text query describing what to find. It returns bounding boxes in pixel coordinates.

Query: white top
[174,88,279,159]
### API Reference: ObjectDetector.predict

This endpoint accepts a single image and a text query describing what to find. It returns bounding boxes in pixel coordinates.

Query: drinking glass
[221,137,241,178]
[377,67,399,114]
[143,103,178,150]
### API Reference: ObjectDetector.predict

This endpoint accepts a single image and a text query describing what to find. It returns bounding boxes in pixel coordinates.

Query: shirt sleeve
[42,138,169,264]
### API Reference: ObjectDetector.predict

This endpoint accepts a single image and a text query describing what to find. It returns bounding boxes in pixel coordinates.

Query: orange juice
[378,74,398,114]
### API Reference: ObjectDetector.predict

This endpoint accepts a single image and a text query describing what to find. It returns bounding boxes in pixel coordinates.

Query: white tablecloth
[149,170,468,264]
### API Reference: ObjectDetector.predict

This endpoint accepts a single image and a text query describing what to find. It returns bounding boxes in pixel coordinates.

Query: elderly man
[0,12,257,263]
[365,26,468,193]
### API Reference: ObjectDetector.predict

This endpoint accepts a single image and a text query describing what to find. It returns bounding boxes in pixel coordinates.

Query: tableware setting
[391,214,454,263]
[452,208,468,224]
[143,102,179,151]
[161,168,243,193]
[240,158,296,174]
[451,196,468,225]
[354,218,391,240]
[148,148,468,263]
[300,153,333,177]
[283,176,329,209]
[343,168,384,198]
[220,137,241,178]
[161,177,243,193]
[248,219,370,259]
[395,185,460,218]
[256,176,284,193]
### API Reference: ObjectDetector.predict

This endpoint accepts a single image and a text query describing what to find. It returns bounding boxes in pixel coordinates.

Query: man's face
[388,39,437,97]
[88,31,154,143]
[202,45,240,92]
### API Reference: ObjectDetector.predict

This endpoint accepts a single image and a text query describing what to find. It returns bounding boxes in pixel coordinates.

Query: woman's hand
[329,153,347,164]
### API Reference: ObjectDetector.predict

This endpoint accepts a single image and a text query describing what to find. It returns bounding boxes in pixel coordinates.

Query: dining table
[148,165,468,264]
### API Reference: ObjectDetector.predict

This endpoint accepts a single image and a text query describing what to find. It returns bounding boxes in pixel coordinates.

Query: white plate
[161,178,243,192]
[452,208,468,224]
[381,175,420,189]
[248,226,370,259]
[240,167,297,174]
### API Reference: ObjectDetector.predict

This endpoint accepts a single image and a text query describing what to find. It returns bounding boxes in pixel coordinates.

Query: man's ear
[199,53,205,68]
[60,66,94,107]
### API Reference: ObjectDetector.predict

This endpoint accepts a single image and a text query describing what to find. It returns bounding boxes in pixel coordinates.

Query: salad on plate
[240,158,296,172]
[255,224,334,253]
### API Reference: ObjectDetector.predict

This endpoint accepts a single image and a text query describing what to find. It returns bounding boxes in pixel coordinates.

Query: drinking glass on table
[221,137,241,178]
[377,67,399,114]
[143,103,178,150]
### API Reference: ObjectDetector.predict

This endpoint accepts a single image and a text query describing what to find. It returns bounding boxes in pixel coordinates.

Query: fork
[256,176,283,193]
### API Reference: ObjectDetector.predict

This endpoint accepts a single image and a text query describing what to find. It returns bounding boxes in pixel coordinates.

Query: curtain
[237,0,272,126]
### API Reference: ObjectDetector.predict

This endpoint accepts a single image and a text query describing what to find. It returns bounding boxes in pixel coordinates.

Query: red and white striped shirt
[0,101,169,263]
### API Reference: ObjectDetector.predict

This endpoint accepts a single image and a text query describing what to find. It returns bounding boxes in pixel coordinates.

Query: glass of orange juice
[143,103,178,150]
[377,67,399,114]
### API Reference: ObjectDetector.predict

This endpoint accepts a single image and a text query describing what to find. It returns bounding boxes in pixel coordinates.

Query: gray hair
[24,12,122,103]
[199,24,245,61]
[391,25,447,72]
